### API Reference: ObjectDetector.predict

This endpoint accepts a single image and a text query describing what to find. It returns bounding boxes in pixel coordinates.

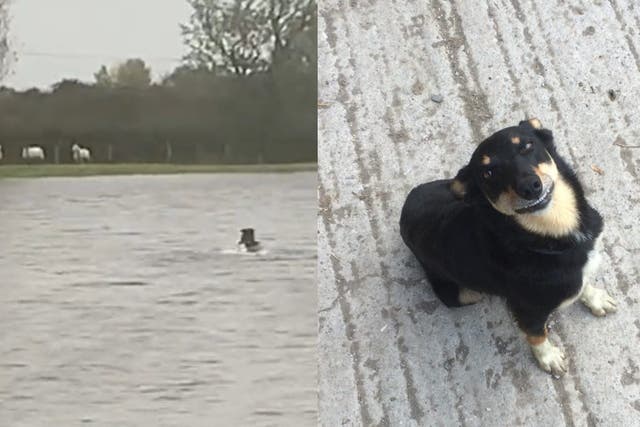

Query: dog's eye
[483,169,493,179]
[520,141,534,154]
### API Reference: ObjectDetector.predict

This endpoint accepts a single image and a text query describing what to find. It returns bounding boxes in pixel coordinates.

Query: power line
[18,50,184,63]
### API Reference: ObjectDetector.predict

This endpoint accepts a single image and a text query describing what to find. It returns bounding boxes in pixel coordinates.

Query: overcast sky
[4,0,192,90]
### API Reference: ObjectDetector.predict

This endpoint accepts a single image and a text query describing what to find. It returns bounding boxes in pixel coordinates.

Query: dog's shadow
[391,240,566,388]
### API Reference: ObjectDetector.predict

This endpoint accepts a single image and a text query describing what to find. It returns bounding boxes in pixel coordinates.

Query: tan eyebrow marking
[528,118,542,129]
[511,136,520,144]
[481,155,491,165]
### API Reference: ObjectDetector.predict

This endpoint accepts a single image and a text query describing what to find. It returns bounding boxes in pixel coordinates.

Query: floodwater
[0,172,317,427]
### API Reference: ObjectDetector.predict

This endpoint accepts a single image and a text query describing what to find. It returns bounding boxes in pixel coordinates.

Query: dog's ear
[534,127,554,147]
[531,122,556,152]
[518,117,543,130]
[520,118,556,151]
[451,164,480,202]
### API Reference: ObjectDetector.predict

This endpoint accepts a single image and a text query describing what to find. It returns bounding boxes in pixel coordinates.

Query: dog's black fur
[400,119,603,343]
[239,228,261,252]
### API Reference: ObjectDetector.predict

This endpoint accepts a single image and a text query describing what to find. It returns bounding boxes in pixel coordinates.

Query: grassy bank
[0,162,317,178]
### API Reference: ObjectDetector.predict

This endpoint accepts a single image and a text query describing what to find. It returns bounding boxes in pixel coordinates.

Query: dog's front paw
[580,286,617,317]
[458,288,483,305]
[531,340,567,376]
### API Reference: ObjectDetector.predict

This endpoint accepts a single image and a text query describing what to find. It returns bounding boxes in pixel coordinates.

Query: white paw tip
[583,288,618,317]
[532,342,567,376]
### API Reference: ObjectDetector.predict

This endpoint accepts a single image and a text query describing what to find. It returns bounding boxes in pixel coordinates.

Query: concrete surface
[317,1,640,426]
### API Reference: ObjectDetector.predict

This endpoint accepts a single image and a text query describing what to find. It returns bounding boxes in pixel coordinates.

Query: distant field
[0,163,317,178]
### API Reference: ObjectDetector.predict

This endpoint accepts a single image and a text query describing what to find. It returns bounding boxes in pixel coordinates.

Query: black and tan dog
[400,118,617,376]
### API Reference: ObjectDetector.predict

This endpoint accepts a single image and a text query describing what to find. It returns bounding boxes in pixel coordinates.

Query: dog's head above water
[452,118,580,237]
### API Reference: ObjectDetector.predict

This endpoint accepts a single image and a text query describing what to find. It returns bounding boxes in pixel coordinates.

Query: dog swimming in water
[238,228,262,253]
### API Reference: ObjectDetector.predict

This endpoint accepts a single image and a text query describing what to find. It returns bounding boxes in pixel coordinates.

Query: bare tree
[0,0,13,81]
[182,0,315,75]
[94,65,112,87]
[266,0,314,65]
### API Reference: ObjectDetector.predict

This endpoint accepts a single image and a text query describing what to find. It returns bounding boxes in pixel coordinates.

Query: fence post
[165,140,173,163]
[195,143,203,163]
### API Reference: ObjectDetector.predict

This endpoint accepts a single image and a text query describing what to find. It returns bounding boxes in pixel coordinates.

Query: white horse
[22,146,45,162]
[71,144,91,163]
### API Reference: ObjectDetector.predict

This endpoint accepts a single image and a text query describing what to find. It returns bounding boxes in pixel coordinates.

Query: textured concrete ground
[318,1,640,426]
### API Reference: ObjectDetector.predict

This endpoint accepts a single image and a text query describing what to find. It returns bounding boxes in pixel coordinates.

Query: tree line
[0,0,317,165]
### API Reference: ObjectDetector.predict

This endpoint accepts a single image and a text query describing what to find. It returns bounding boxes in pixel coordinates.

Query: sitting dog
[399,118,617,376]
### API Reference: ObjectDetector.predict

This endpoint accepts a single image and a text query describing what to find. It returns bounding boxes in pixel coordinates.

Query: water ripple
[0,173,317,426]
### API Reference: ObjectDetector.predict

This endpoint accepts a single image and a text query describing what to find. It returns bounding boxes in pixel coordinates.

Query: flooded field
[0,172,317,426]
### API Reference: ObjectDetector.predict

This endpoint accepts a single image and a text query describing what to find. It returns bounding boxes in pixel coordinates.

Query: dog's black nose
[516,175,543,200]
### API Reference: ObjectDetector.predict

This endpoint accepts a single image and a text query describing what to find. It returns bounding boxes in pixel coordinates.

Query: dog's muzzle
[514,175,554,214]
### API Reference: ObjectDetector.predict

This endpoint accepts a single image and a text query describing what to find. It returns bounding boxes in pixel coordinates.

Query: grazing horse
[71,144,91,163]
[22,146,45,163]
